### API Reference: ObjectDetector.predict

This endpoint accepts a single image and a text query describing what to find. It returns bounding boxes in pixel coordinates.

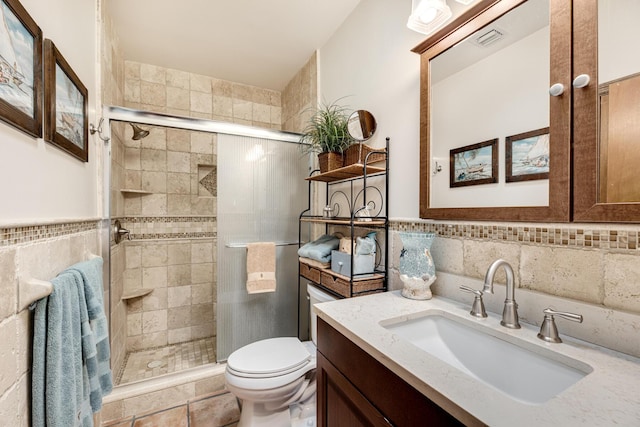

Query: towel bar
[19,252,101,311]
[225,241,299,248]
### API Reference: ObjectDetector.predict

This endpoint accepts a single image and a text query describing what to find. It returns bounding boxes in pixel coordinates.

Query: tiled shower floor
[117,338,216,385]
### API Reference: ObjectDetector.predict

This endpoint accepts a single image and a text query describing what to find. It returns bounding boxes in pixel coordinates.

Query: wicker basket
[320,271,384,298]
[299,262,321,283]
[344,144,386,166]
[318,152,344,173]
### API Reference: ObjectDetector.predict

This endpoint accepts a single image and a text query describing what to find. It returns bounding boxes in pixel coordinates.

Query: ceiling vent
[471,27,505,47]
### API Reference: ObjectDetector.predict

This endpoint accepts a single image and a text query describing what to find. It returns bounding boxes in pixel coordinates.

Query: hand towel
[297,234,340,263]
[32,271,93,427]
[67,257,113,412]
[246,242,276,293]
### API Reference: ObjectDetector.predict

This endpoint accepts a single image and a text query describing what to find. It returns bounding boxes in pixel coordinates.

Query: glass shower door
[217,134,308,360]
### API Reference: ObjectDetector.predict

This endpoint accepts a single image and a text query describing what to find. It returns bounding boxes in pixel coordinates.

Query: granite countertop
[314,291,640,426]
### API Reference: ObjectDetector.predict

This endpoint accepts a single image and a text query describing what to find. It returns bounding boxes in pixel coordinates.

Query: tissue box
[331,250,375,277]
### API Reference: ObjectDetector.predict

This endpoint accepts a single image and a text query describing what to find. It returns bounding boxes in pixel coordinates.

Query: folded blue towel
[68,257,113,412]
[298,234,340,263]
[32,271,93,427]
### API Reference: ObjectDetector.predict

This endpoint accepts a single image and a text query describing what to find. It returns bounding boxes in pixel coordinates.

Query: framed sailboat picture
[44,39,88,162]
[0,0,42,138]
[505,127,550,183]
[449,138,498,188]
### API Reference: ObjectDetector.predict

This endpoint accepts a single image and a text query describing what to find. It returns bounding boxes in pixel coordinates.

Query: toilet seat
[227,337,311,378]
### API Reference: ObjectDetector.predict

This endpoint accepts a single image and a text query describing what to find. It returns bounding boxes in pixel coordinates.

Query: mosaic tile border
[389,220,640,251]
[113,216,216,242]
[120,216,215,223]
[0,220,100,247]
[131,232,216,240]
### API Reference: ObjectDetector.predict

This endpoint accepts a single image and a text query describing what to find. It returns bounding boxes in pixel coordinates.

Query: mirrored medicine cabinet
[415,0,640,223]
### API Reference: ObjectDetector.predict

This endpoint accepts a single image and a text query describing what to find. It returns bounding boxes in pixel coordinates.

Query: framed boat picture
[449,138,498,188]
[0,0,42,138]
[505,127,550,183]
[44,39,88,162]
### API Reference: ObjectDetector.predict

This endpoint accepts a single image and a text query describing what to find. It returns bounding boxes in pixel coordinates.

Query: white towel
[246,242,276,294]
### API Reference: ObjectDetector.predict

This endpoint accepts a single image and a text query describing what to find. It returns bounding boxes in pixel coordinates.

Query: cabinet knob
[572,74,591,89]
[549,83,565,97]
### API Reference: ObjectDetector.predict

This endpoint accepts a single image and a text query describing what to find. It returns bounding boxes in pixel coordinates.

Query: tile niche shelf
[120,189,153,196]
[121,288,153,302]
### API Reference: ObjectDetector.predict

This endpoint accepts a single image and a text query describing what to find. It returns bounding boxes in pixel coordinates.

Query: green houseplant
[300,100,354,173]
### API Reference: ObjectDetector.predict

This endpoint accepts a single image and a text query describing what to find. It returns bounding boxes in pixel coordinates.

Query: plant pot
[318,152,344,173]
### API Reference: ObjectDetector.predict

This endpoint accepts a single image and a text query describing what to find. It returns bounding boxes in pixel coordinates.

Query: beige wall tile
[191,197,215,215]
[166,68,190,89]
[211,79,232,96]
[167,151,191,174]
[127,312,142,336]
[520,246,604,304]
[125,61,140,79]
[167,129,191,152]
[140,63,166,84]
[122,383,194,418]
[140,194,167,215]
[168,306,192,329]
[463,240,520,284]
[167,172,191,194]
[124,170,141,190]
[100,399,124,425]
[604,253,640,313]
[194,373,226,396]
[431,237,464,275]
[213,95,233,117]
[168,243,191,265]
[124,148,141,170]
[168,264,191,286]
[191,303,212,325]
[141,331,168,349]
[142,309,168,333]
[270,106,282,126]
[192,242,213,264]
[192,283,213,304]
[140,149,166,172]
[0,374,28,427]
[232,83,253,101]
[140,81,167,106]
[190,91,213,114]
[192,263,213,284]
[124,196,142,215]
[125,245,142,269]
[168,286,191,308]
[141,171,167,193]
[252,103,271,123]
[167,86,190,110]
[143,287,167,311]
[124,78,140,102]
[168,195,192,215]
[192,323,215,339]
[0,249,17,320]
[190,74,212,93]
[142,266,168,289]
[0,317,18,396]
[232,100,252,121]
[142,244,168,268]
[142,127,167,151]
[191,132,213,154]
[168,327,192,344]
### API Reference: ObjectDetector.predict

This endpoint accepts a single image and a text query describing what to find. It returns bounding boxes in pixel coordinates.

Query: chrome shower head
[130,123,150,140]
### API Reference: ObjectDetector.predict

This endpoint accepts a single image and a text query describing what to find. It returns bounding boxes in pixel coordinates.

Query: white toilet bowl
[225,284,336,427]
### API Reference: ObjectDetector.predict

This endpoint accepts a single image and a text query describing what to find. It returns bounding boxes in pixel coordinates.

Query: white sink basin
[382,312,592,405]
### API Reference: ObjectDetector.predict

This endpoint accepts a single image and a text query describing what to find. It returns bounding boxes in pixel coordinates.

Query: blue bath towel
[68,257,113,412]
[298,234,340,263]
[32,271,94,427]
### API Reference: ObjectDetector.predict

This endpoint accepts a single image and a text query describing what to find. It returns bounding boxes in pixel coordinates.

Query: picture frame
[0,0,42,138]
[450,138,498,188]
[505,127,550,182]
[44,38,88,162]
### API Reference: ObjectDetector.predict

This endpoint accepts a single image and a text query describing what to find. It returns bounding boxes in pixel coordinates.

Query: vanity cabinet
[415,0,640,223]
[298,140,389,298]
[316,318,469,427]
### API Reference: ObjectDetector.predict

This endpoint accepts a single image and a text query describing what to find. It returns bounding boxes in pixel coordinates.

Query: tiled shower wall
[282,52,318,133]
[388,220,640,316]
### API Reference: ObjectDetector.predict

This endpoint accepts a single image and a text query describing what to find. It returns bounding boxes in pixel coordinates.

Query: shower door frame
[101,105,302,376]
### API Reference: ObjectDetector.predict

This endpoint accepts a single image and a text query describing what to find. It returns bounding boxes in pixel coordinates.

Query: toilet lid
[227,337,311,377]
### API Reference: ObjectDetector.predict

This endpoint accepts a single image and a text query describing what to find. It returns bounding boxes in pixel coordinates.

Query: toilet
[225,283,337,427]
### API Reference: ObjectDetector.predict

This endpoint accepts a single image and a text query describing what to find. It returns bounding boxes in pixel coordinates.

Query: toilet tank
[307,283,337,345]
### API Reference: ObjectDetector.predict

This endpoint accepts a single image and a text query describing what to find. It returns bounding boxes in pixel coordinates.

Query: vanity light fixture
[407,0,452,35]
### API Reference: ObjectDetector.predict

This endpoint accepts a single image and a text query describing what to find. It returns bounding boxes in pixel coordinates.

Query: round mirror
[347,110,377,141]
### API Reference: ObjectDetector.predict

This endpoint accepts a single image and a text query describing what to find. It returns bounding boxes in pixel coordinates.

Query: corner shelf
[120,189,153,196]
[121,288,153,301]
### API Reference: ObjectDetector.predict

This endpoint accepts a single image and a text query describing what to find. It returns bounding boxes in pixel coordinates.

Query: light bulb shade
[407,0,452,35]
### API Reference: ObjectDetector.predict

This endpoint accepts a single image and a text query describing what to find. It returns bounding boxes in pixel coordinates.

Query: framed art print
[506,127,550,182]
[0,0,42,138]
[44,39,88,162]
[450,138,498,188]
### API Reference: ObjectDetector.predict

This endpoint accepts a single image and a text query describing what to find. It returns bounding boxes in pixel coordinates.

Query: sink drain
[147,360,163,369]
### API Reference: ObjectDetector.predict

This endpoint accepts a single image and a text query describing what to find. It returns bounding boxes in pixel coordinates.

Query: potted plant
[300,100,354,173]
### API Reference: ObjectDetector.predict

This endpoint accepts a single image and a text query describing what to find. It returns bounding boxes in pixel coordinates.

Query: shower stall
[104,107,308,386]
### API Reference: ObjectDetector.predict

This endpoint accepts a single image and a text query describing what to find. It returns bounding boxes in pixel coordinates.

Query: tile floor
[103,390,240,427]
[117,338,216,384]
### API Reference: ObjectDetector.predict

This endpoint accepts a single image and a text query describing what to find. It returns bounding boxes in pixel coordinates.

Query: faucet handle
[537,307,583,343]
[459,285,487,318]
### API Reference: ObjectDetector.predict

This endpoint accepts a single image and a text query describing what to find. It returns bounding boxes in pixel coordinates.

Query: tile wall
[282,52,318,133]
[388,220,640,315]
[0,222,101,426]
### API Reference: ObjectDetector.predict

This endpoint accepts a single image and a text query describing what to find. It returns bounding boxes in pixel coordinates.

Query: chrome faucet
[482,259,520,329]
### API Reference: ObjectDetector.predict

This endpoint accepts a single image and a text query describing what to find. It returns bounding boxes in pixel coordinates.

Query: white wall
[0,0,100,225]
[319,0,426,218]
[430,27,549,208]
